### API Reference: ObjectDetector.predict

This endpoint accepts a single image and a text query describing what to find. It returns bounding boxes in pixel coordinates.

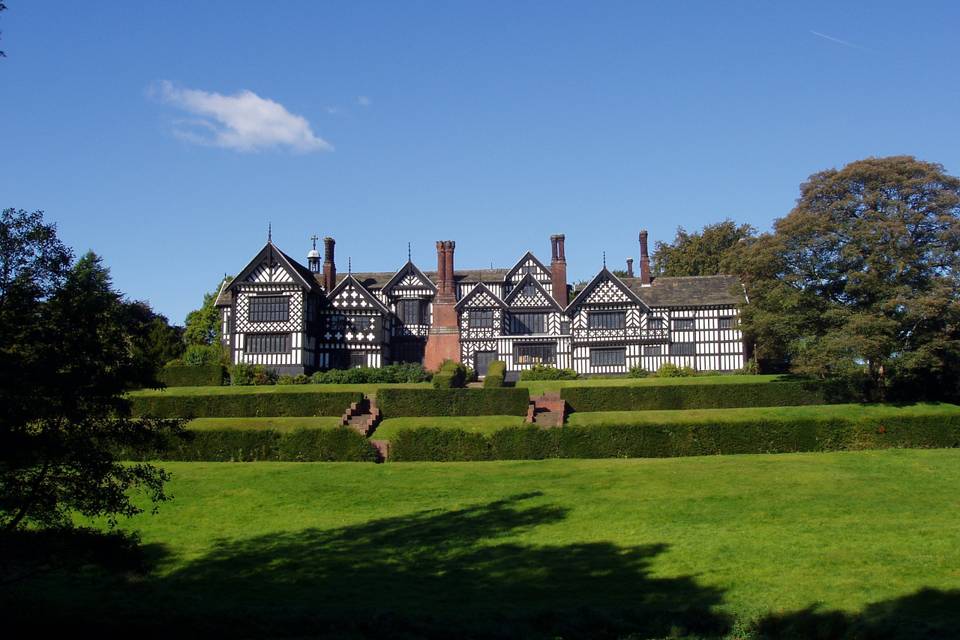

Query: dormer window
[469,309,494,328]
[397,299,424,325]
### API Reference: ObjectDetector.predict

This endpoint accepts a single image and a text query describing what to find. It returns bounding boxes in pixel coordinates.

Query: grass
[518,373,783,395]
[373,415,526,441]
[185,417,342,432]
[567,402,960,426]
[9,450,960,637]
[129,382,431,398]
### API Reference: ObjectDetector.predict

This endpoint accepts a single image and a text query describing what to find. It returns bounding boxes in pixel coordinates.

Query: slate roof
[621,275,744,307]
[332,269,510,289]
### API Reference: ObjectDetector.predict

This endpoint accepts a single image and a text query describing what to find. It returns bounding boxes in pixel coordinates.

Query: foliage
[0,209,182,531]
[559,380,850,412]
[652,219,756,277]
[183,277,231,346]
[129,389,362,418]
[655,362,696,378]
[119,427,378,462]
[228,363,276,386]
[121,300,185,382]
[377,388,530,417]
[482,360,506,387]
[519,364,578,380]
[178,343,223,367]
[431,359,468,389]
[159,364,226,387]
[390,410,960,461]
[309,363,430,384]
[626,365,649,378]
[731,156,960,400]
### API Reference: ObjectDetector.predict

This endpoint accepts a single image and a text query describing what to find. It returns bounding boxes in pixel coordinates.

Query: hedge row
[130,391,363,418]
[158,365,226,387]
[431,360,468,389]
[388,414,960,461]
[560,381,852,412]
[118,428,379,462]
[377,388,529,417]
[483,361,506,388]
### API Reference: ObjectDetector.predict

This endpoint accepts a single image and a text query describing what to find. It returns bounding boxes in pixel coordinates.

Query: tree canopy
[0,209,182,532]
[732,156,960,400]
[652,219,756,277]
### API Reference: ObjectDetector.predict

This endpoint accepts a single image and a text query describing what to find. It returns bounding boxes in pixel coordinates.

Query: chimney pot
[626,258,634,278]
[550,234,568,307]
[639,230,651,285]
[323,236,337,291]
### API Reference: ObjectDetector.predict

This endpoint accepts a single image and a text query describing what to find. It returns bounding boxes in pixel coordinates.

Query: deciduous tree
[652,219,755,277]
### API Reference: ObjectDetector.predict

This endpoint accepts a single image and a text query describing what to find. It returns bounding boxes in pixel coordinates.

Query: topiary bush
[377,388,529,417]
[130,390,363,418]
[519,365,578,381]
[483,360,507,388]
[655,363,696,378]
[158,364,226,387]
[432,360,468,389]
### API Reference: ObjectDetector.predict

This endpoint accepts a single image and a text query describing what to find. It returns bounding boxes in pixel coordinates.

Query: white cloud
[357,95,371,107]
[152,81,332,153]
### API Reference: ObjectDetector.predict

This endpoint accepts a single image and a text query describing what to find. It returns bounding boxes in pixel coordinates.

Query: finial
[310,234,319,250]
[348,256,352,274]
[603,251,606,268]
[407,242,412,263]
[268,222,272,242]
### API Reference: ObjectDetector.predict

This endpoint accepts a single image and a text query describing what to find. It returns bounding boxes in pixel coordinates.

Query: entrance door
[474,351,497,377]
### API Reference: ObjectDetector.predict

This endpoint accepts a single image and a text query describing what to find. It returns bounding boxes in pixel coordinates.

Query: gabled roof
[502,273,563,312]
[380,261,437,294]
[335,268,510,289]
[213,277,234,307]
[228,242,315,292]
[566,267,648,315]
[455,282,507,311]
[622,275,745,307]
[327,273,392,314]
[503,251,551,282]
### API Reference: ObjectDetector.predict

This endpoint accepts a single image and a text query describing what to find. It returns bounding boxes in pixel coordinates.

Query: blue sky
[2,1,959,324]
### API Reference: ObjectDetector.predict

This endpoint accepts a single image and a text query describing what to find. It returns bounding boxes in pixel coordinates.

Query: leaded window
[669,342,696,356]
[397,299,422,325]
[718,316,734,329]
[514,343,556,365]
[245,333,290,354]
[643,345,662,356]
[511,312,545,334]
[248,295,289,323]
[590,347,626,366]
[521,281,537,298]
[673,318,695,331]
[588,311,625,329]
[647,316,664,330]
[470,309,494,328]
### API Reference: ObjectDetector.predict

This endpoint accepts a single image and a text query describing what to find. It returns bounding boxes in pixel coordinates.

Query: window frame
[588,310,626,330]
[669,342,696,356]
[590,347,626,367]
[718,316,734,330]
[647,316,664,330]
[397,298,422,325]
[514,342,557,365]
[247,295,290,323]
[469,308,495,329]
[511,312,546,335]
[672,318,695,331]
[245,333,291,354]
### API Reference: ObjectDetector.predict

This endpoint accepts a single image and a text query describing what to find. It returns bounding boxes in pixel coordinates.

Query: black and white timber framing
[215,235,748,376]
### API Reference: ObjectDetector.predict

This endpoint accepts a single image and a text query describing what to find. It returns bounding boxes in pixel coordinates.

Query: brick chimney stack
[626,258,634,278]
[639,230,652,286]
[550,234,568,307]
[323,236,337,291]
[424,240,460,370]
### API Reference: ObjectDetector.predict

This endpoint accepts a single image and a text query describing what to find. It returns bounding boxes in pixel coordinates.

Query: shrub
[386,413,960,461]
[276,374,309,385]
[130,390,363,418]
[181,343,224,367]
[308,363,431,384]
[432,360,468,389]
[119,427,378,462]
[627,366,649,378]
[655,363,695,378]
[158,364,226,387]
[560,381,852,412]
[519,365,578,381]
[483,361,507,388]
[229,363,277,386]
[377,388,529,417]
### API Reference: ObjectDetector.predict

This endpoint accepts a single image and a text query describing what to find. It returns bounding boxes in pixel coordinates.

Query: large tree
[0,209,181,531]
[652,219,756,277]
[733,157,960,399]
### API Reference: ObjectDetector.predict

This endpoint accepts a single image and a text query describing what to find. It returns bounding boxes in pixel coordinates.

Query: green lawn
[130,382,431,398]
[11,450,960,637]
[567,402,960,426]
[518,373,783,395]
[373,415,526,441]
[186,416,342,432]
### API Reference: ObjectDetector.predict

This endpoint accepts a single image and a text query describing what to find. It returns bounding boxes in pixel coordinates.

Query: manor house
[214,232,747,377]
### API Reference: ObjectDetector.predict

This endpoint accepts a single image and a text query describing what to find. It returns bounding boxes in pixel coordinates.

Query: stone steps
[526,392,567,428]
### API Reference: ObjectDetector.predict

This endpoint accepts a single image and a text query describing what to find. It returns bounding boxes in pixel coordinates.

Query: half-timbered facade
[215,231,747,376]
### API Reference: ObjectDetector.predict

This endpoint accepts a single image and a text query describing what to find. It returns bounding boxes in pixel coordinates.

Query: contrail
[810,30,872,52]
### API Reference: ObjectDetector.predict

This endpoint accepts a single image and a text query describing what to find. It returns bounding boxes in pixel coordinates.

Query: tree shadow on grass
[750,588,960,640]
[152,491,731,638]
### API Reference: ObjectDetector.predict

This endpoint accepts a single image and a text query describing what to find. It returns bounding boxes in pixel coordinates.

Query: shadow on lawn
[155,491,731,638]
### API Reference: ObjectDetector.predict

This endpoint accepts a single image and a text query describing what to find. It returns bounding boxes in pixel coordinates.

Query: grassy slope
[518,373,782,395]
[18,450,960,637]
[374,415,526,440]
[567,402,960,426]
[186,417,342,432]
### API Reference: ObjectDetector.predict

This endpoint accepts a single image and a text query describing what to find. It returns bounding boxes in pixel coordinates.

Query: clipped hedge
[561,381,851,412]
[483,361,506,388]
[118,427,379,462]
[389,414,960,461]
[130,391,363,418]
[158,364,226,388]
[377,388,529,417]
[432,360,468,389]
